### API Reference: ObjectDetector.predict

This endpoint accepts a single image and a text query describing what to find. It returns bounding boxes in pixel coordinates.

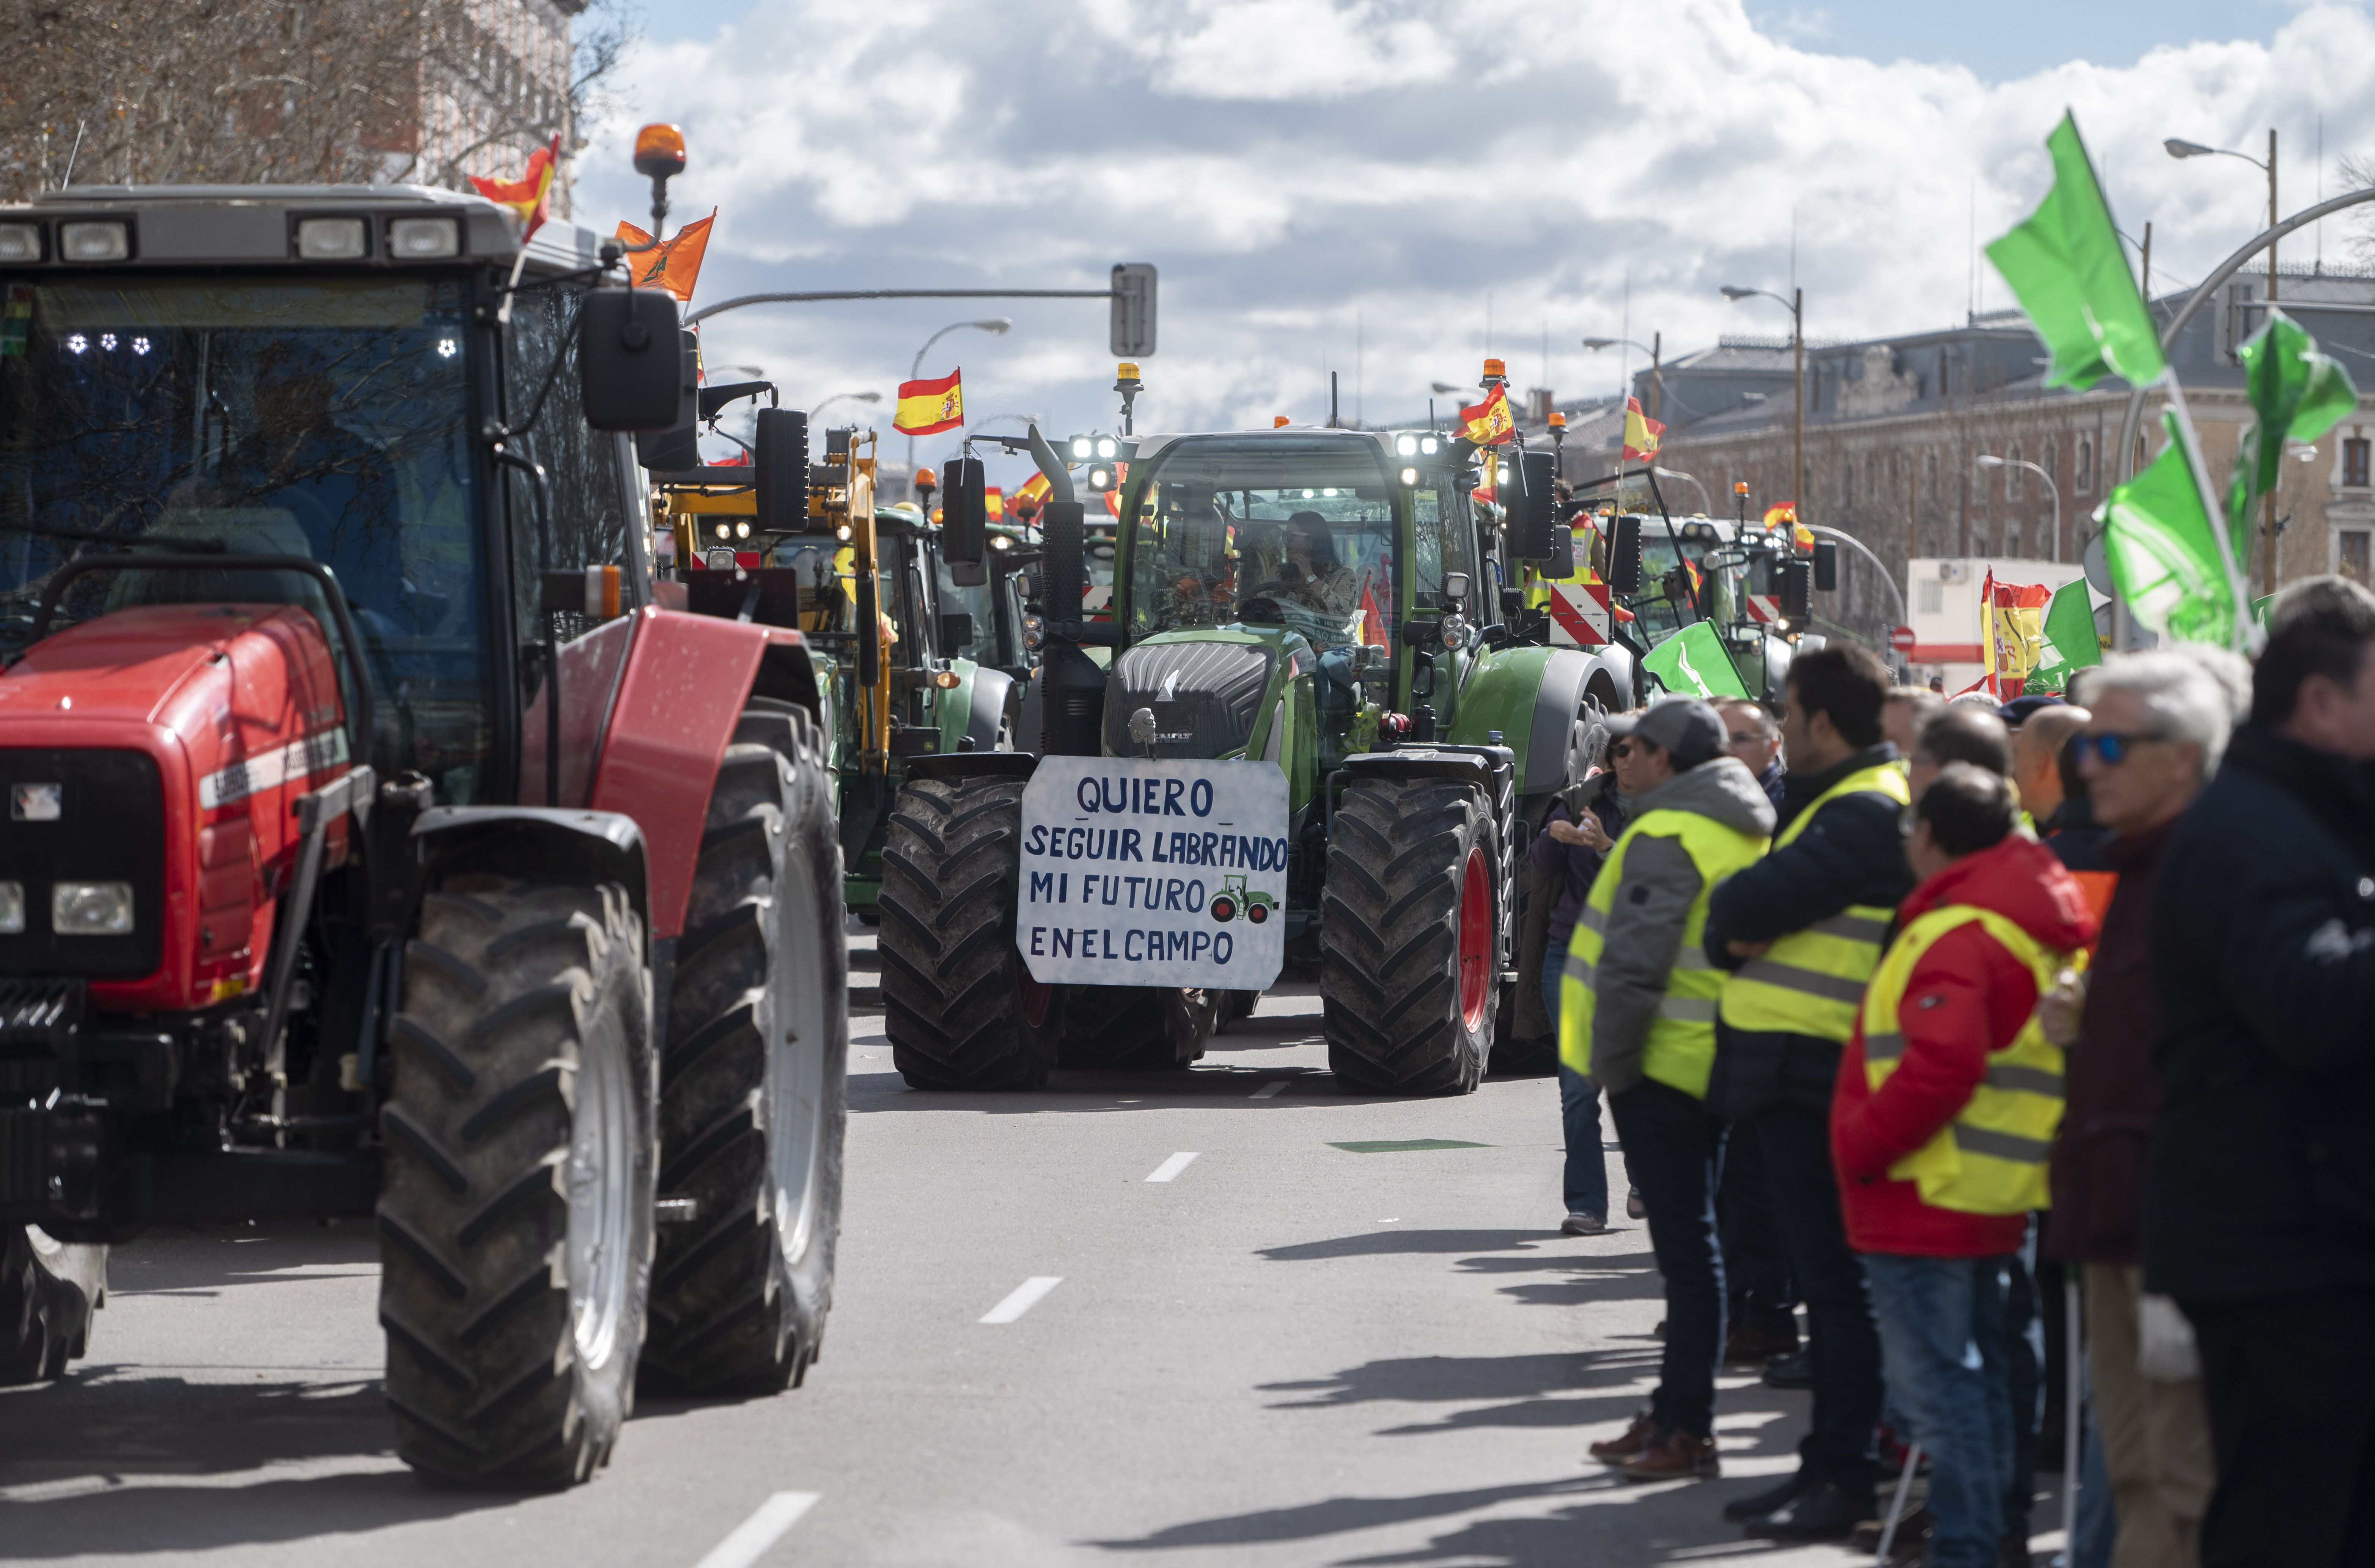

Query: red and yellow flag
[985,487,1005,520]
[1621,397,1665,462]
[1458,385,1515,446]
[614,211,715,303]
[1014,470,1051,515]
[470,136,561,242]
[1762,501,1796,529]
[1357,573,1389,648]
[893,369,965,435]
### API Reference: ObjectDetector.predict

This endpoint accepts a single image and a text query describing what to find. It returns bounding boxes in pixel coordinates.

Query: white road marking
[1145,1152,1200,1182]
[980,1276,1063,1323]
[1250,1081,1287,1099]
[692,1491,821,1568]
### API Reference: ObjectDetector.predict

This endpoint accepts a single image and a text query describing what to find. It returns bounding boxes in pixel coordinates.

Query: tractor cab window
[1125,437,1396,651]
[0,274,491,803]
[1409,482,1476,611]
[504,284,636,640]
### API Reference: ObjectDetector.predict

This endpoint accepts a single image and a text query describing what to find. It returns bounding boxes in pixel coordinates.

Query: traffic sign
[1889,625,1916,652]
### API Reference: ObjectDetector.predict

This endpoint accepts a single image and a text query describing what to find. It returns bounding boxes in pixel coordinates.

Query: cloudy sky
[573,0,2375,489]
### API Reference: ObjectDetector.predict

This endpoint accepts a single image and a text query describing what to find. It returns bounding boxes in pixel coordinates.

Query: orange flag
[470,136,561,241]
[1357,573,1389,647]
[614,211,716,304]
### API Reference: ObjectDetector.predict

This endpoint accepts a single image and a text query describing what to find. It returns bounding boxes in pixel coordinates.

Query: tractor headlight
[1420,436,1440,456]
[1395,435,1417,457]
[1439,614,1471,652]
[1400,467,1419,486]
[1095,437,1118,459]
[53,881,133,935]
[58,222,130,262]
[703,545,739,571]
[0,882,22,935]
[1021,613,1046,651]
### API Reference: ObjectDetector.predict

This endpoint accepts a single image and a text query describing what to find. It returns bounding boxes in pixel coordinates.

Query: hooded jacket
[1831,832,2097,1257]
[1588,755,1777,1095]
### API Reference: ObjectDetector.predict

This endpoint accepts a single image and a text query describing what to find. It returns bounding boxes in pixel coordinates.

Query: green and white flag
[1643,621,1750,700]
[2227,308,2360,550]
[1985,112,2166,391]
[2100,412,2244,650]
[2027,579,2100,692]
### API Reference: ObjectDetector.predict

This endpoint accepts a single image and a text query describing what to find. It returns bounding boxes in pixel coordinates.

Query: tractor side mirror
[1510,449,1558,559]
[1813,538,1839,592]
[940,611,976,652]
[1607,515,1644,594]
[1779,558,1813,620]
[754,407,808,534]
[943,456,988,587]
[579,287,684,432]
[632,327,702,469]
[1546,512,1577,580]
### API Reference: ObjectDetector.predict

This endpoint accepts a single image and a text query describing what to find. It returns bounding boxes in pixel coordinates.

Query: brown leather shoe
[1724,1322,1800,1363]
[1618,1428,1721,1482]
[1586,1410,1658,1466]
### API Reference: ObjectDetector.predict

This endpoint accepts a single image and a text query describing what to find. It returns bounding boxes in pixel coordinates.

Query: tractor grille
[1103,642,1276,760]
[0,978,82,1056]
[0,750,165,979]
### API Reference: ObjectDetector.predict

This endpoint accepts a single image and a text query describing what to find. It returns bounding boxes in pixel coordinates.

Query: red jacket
[1831,833,2097,1257]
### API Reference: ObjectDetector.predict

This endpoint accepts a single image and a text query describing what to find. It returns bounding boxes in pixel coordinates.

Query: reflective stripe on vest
[1560,806,1770,1098]
[1860,904,2069,1216]
[1717,762,1911,1041]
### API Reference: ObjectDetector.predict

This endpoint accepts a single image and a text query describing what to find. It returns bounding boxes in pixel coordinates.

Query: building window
[2343,531,2372,585]
[2347,437,2372,490]
[2076,437,2094,495]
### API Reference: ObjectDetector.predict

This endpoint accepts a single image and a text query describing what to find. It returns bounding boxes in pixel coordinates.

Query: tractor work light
[1088,467,1112,491]
[388,217,461,259]
[53,881,133,935]
[1401,467,1419,486]
[0,882,21,935]
[1420,436,1440,455]
[0,225,40,262]
[703,546,738,571]
[59,222,129,262]
[1071,436,1094,460]
[991,534,1012,551]
[736,520,751,539]
[1095,437,1118,459]
[296,217,368,259]
[1395,435,1417,457]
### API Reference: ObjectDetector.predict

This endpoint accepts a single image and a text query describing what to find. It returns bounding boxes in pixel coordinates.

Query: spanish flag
[1621,397,1664,462]
[985,487,1005,520]
[1762,502,1796,529]
[894,369,965,436]
[470,136,561,242]
[615,211,715,303]
[1458,385,1515,446]
[1014,470,1050,516]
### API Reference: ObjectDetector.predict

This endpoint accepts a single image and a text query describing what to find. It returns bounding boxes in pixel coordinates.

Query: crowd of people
[1541,575,2375,1568]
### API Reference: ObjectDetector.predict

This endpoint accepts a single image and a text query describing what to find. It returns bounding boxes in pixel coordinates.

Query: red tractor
[0,129,848,1486]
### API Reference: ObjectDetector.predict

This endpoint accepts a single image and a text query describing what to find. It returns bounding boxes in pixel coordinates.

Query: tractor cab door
[1408,479,1482,736]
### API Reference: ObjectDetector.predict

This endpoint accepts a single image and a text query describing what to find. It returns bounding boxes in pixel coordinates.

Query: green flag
[2226,308,2361,548]
[1643,621,1750,700]
[2100,412,2242,649]
[2027,579,2100,692]
[1985,113,2167,391]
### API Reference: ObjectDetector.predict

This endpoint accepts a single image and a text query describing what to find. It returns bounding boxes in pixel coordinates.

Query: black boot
[1742,1478,1880,1541]
[1720,1468,1815,1523]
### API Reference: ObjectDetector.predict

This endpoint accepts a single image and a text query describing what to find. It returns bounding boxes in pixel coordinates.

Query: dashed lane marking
[1250,1081,1287,1099]
[980,1276,1063,1323]
[1145,1152,1200,1182]
[692,1491,821,1568]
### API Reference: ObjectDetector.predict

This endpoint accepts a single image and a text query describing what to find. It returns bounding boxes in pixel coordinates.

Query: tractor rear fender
[1443,647,1597,796]
[584,607,817,940]
[941,663,1014,754]
[412,807,650,929]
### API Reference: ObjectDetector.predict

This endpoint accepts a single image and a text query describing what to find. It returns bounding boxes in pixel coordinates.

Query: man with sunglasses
[2034,652,2232,1568]
[1702,644,1911,1541]
[2145,581,2375,1566]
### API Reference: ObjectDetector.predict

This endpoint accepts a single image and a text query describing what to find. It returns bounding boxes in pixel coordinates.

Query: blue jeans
[1545,960,1610,1221]
[1864,1253,2017,1568]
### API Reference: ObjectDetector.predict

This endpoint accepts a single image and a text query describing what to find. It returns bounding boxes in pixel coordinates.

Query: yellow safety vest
[1562,808,1770,1098]
[1718,762,1912,1041]
[1861,905,2068,1215]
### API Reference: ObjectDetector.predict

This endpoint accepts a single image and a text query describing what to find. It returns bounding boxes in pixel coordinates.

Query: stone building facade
[381,0,588,215]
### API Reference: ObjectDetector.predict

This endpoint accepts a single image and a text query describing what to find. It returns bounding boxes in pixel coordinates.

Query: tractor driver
[1274,511,1363,623]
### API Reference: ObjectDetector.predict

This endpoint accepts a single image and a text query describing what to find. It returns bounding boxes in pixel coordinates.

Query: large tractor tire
[1494,701,1612,1075]
[1059,985,1216,1071]
[379,875,655,1488]
[1321,776,1498,1095]
[643,703,848,1393]
[879,776,1062,1089]
[0,1224,104,1384]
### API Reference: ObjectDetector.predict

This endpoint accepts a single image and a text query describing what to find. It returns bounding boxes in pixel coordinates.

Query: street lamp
[1974,454,2063,562]
[809,391,882,424]
[1584,334,1662,421]
[907,317,1013,486]
[1721,284,1805,529]
[2169,129,2280,592]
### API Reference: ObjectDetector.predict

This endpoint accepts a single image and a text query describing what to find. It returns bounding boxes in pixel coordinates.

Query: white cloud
[575,0,2375,484]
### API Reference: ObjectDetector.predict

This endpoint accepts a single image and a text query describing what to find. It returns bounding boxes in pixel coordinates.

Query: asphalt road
[0,928,2068,1566]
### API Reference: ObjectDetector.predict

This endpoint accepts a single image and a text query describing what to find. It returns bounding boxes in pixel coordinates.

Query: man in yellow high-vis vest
[1832,763,2094,1568]
[1568,696,1774,1483]
[1702,644,1911,1540]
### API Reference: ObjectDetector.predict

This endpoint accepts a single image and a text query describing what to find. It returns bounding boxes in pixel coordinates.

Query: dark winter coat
[1833,833,2097,1256]
[1701,744,1914,1120]
[1532,776,1630,953]
[2145,723,2375,1302]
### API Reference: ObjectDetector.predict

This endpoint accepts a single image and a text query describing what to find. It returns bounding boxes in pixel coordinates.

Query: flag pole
[2156,373,2261,651]
[495,245,531,327]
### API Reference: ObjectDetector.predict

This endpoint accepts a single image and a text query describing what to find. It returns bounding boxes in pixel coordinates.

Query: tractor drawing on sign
[0,126,850,1486]
[876,364,1636,1090]
[1209,874,1277,925]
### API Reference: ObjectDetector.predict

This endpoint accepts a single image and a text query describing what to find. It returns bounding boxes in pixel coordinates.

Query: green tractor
[878,394,1635,1092]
